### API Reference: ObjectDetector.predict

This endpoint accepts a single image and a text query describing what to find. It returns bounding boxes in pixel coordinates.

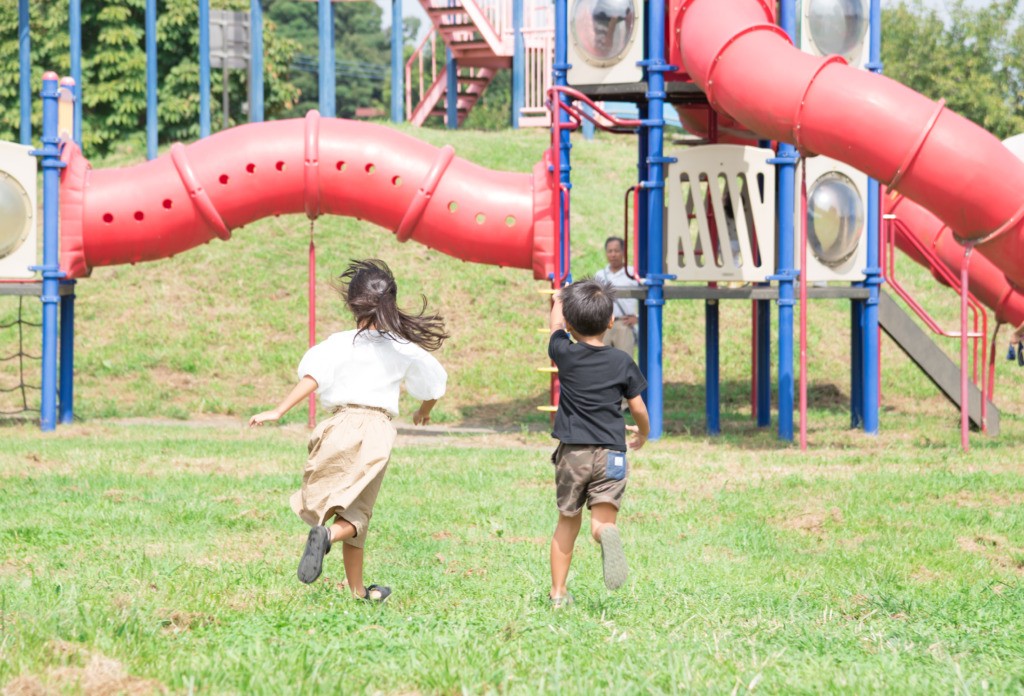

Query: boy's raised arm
[549,291,565,333]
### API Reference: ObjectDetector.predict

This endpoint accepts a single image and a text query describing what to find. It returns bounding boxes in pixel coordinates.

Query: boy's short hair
[562,278,615,336]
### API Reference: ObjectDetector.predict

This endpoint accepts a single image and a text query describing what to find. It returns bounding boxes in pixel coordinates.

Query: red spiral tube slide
[59,112,558,280]
[675,0,1024,289]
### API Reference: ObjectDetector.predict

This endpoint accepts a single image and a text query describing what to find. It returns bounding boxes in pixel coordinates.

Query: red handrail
[882,214,992,436]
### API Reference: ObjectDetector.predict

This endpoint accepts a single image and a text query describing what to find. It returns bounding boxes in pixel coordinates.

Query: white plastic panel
[795,155,868,282]
[665,145,777,283]
[566,0,643,86]
[0,142,37,280]
[798,0,870,69]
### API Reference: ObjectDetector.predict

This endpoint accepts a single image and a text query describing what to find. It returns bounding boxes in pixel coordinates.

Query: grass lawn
[2,125,1024,693]
[1,417,1024,694]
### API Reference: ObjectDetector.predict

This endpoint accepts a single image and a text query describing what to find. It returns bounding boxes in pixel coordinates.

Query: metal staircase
[406,0,552,127]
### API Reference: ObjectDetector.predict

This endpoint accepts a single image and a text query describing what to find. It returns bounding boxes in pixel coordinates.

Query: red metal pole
[799,163,808,451]
[960,243,974,451]
[308,228,316,430]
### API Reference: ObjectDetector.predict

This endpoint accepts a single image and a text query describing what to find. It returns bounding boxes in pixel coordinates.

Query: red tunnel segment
[675,0,1024,288]
[59,115,558,281]
[885,193,1024,329]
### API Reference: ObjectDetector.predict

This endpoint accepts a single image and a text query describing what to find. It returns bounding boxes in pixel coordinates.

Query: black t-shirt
[548,330,647,452]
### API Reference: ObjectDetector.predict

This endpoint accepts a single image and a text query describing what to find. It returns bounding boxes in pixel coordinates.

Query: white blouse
[297,329,447,416]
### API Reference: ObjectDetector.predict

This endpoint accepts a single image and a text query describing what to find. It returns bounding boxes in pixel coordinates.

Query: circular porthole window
[805,0,869,62]
[806,171,864,268]
[0,171,32,259]
[570,0,638,67]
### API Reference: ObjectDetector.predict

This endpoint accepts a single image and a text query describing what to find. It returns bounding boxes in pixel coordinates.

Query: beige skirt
[289,406,397,549]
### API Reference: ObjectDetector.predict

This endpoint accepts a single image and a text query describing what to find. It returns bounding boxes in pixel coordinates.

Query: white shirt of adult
[297,329,447,417]
[596,265,640,318]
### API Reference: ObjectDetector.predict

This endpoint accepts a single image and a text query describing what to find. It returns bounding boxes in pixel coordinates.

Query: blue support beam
[199,0,211,136]
[511,0,524,128]
[706,299,720,435]
[553,0,572,188]
[391,0,404,122]
[59,281,76,424]
[446,49,458,129]
[18,0,30,146]
[771,0,798,442]
[641,0,670,440]
[146,0,158,159]
[250,0,264,122]
[861,0,883,434]
[34,74,64,432]
[69,0,82,145]
[756,297,771,427]
[319,0,336,118]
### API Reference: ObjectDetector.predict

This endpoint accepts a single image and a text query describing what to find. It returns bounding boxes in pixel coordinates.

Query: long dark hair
[336,259,449,351]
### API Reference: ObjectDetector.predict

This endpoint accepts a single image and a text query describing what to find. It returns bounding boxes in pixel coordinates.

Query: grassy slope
[3,123,1022,436]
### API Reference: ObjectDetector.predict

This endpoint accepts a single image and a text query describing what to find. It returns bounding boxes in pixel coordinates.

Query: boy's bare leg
[590,503,619,541]
[328,519,368,598]
[550,513,582,598]
[591,503,627,589]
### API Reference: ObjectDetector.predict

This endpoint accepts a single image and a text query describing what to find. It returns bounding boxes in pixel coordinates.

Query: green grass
[2,124,1024,692]
[1,421,1024,693]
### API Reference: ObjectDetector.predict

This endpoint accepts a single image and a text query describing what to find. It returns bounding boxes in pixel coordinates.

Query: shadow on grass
[457,379,856,447]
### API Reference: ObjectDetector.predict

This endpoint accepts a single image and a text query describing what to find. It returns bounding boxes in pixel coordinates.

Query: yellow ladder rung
[537,366,558,373]
[536,405,558,412]
[537,288,556,295]
[537,327,551,334]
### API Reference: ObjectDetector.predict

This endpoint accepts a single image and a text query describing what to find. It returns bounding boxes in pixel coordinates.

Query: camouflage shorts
[551,443,628,516]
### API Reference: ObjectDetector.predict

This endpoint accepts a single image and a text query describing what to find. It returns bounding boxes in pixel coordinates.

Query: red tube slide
[885,192,1024,327]
[59,112,558,280]
[675,0,1024,289]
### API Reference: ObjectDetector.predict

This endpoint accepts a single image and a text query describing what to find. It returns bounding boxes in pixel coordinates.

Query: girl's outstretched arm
[413,399,438,426]
[249,376,319,427]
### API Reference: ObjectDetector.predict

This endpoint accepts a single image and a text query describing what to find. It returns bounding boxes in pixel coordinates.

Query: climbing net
[0,296,42,417]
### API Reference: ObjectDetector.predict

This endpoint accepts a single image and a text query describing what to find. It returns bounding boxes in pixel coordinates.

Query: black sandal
[361,584,392,603]
[297,526,331,584]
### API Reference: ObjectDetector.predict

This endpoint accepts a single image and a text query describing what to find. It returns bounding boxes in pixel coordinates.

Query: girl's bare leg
[328,519,367,598]
[550,512,582,599]
[342,544,366,598]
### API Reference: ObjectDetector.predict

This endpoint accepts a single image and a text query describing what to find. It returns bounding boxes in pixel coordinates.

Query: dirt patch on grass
[778,507,844,537]
[3,645,166,696]
[156,609,217,633]
[957,534,1024,575]
[945,491,1024,508]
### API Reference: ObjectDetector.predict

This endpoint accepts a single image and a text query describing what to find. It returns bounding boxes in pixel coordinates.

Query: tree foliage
[882,0,1024,139]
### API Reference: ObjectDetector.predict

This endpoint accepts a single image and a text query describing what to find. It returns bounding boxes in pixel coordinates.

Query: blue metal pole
[861,0,883,434]
[69,0,82,145]
[59,281,76,424]
[146,0,158,159]
[771,0,798,442]
[18,0,31,146]
[391,0,403,122]
[199,0,211,137]
[250,0,264,122]
[706,299,720,435]
[554,0,572,188]
[35,73,63,432]
[581,104,595,140]
[850,300,863,427]
[637,143,649,388]
[641,0,669,440]
[757,297,771,426]
[318,0,336,118]
[511,0,524,128]
[446,49,459,129]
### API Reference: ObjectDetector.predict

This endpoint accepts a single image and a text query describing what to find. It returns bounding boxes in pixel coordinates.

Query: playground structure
[3,0,1024,451]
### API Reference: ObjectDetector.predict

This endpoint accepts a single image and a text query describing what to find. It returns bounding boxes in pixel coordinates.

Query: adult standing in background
[595,237,640,355]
